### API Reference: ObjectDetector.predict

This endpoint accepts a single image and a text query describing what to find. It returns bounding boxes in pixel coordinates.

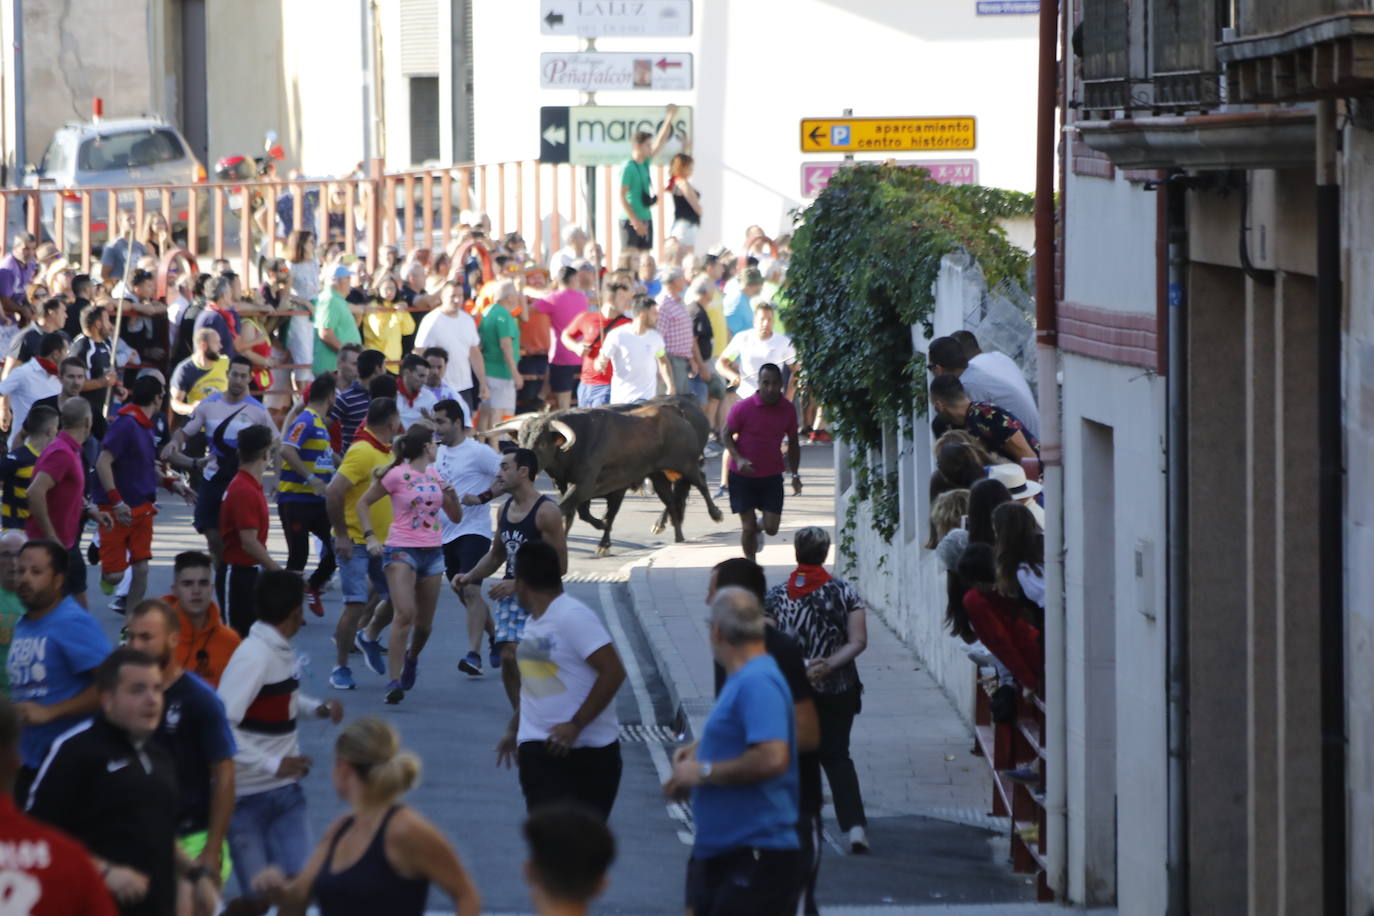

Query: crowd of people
[925,331,1046,781]
[0,123,891,914]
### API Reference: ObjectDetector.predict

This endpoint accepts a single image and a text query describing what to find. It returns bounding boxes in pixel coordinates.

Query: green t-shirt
[313,288,362,374]
[0,587,23,691]
[479,305,520,380]
[621,158,653,221]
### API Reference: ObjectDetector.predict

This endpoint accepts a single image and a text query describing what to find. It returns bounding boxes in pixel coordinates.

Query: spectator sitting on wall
[992,501,1045,619]
[929,335,1040,441]
[929,375,1039,465]
[957,543,1041,693]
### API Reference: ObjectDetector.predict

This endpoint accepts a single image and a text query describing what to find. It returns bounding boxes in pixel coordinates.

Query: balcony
[1218,11,1374,103]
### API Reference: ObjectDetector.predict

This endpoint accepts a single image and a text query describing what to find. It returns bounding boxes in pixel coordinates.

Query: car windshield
[39,138,72,176]
[77,129,186,173]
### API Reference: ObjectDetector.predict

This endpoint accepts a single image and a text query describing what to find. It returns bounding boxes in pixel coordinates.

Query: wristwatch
[699,761,713,783]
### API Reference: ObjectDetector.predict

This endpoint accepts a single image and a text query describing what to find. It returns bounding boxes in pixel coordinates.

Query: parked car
[24,117,207,256]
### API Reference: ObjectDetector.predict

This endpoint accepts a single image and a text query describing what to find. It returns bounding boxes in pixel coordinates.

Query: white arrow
[543,125,568,146]
[806,169,831,197]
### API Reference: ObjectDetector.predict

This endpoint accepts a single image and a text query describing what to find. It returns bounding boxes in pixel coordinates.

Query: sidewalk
[620,451,998,833]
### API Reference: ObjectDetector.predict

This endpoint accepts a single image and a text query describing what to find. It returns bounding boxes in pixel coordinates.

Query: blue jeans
[228,782,311,896]
[578,382,610,407]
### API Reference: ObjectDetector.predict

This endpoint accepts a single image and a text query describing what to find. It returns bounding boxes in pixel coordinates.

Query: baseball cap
[329,264,351,280]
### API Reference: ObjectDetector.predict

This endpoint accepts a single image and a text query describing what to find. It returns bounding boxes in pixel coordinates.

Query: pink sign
[800,159,979,198]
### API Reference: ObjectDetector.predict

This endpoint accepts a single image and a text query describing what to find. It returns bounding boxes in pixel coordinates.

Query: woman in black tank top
[250,718,481,915]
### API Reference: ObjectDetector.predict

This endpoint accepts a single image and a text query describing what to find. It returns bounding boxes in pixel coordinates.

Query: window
[409,77,441,165]
[78,129,187,173]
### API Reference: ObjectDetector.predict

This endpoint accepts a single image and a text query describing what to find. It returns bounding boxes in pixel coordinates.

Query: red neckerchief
[353,427,392,454]
[208,304,240,339]
[397,378,421,407]
[34,357,58,376]
[786,564,833,600]
[116,404,155,430]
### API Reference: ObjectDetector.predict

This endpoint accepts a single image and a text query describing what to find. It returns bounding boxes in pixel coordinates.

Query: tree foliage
[782,164,1032,546]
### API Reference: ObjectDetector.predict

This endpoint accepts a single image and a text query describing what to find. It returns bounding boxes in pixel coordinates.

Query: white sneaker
[849,825,870,854]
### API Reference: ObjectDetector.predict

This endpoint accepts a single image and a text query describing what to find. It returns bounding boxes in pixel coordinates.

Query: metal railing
[7,157,678,286]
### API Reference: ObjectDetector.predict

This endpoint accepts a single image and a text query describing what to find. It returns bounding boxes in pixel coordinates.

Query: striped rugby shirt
[0,441,41,528]
[278,407,333,502]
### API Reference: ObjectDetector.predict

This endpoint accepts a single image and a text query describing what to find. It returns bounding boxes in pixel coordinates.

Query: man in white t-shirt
[432,399,504,678]
[929,332,1040,440]
[496,540,626,818]
[395,354,439,429]
[716,302,797,398]
[414,284,487,412]
[595,295,670,405]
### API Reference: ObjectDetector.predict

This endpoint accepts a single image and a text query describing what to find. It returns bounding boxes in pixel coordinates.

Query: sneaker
[108,595,126,615]
[458,652,482,677]
[354,631,386,676]
[712,485,728,500]
[400,655,419,691]
[305,589,326,617]
[384,680,405,704]
[849,825,870,854]
[329,666,357,690]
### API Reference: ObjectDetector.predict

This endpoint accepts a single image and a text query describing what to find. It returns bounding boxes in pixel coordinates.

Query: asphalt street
[76,444,1033,913]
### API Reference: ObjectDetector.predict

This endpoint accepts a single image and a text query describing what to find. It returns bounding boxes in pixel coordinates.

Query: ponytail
[335,717,422,805]
[376,424,433,479]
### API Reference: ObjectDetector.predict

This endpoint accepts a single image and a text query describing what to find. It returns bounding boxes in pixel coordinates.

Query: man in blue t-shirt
[5,540,112,802]
[127,597,237,885]
[663,587,801,914]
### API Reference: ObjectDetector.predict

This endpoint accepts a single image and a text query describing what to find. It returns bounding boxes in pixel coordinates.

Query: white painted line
[599,581,694,846]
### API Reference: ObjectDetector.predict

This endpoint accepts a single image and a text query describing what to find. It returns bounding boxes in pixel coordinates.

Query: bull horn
[551,419,577,451]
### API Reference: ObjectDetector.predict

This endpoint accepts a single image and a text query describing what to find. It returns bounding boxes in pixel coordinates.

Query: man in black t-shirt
[707,558,824,916]
[3,296,68,372]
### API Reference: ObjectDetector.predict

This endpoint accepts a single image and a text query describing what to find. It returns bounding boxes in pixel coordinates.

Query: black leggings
[277,500,336,590]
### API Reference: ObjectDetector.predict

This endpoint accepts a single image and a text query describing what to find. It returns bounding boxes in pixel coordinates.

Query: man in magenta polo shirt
[24,398,111,607]
[721,362,802,561]
[535,265,592,410]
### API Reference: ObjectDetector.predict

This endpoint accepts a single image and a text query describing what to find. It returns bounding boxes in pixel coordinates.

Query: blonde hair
[926,488,970,549]
[933,429,994,467]
[335,717,421,805]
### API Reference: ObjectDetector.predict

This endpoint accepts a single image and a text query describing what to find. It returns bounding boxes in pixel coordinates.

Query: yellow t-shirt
[176,356,229,404]
[705,293,729,358]
[337,436,393,543]
[362,301,417,367]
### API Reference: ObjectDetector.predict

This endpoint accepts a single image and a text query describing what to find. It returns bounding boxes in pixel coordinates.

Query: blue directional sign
[831,125,851,147]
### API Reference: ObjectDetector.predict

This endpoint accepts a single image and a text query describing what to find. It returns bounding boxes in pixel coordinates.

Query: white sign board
[540,106,692,166]
[540,0,693,37]
[540,52,694,92]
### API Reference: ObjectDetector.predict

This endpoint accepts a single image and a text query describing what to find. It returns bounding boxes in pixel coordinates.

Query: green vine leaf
[782,164,1031,552]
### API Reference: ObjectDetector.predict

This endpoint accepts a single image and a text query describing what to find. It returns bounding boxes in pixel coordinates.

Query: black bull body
[498,396,724,556]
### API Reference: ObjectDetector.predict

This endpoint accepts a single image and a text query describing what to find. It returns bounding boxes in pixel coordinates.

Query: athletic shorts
[176,833,233,884]
[192,474,231,534]
[728,472,785,516]
[383,544,445,578]
[484,377,517,415]
[341,544,390,603]
[548,363,580,394]
[620,219,653,251]
[98,502,156,575]
[494,593,529,644]
[64,543,87,597]
[444,534,491,582]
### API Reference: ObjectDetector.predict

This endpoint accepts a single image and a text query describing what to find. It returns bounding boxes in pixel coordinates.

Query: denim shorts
[578,382,611,408]
[341,544,390,603]
[383,544,445,578]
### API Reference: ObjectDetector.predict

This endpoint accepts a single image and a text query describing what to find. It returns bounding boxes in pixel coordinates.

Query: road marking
[600,581,695,846]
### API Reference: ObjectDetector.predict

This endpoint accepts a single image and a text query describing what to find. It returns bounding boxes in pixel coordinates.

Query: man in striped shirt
[329,343,370,451]
[277,372,337,617]
[0,405,58,529]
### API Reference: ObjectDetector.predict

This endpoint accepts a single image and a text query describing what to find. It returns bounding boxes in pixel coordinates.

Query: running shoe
[458,652,482,677]
[108,595,126,615]
[384,680,405,705]
[354,631,386,676]
[849,825,870,854]
[400,655,419,691]
[305,588,326,617]
[329,666,356,690]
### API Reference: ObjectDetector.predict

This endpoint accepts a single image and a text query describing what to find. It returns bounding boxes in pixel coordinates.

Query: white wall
[472,0,1038,246]
[1060,168,1167,911]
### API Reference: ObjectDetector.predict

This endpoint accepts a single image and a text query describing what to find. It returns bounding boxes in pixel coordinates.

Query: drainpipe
[1164,173,1189,916]
[1314,97,1346,916]
[11,0,26,182]
[1034,0,1065,899]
